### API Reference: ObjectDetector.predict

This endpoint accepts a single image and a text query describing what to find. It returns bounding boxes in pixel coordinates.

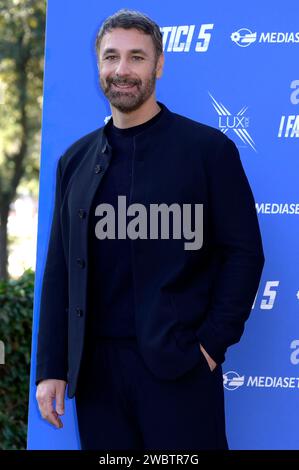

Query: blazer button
[76,308,83,317]
[94,164,103,174]
[78,209,86,219]
[76,258,85,268]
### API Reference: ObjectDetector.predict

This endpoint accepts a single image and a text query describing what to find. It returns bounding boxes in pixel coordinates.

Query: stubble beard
[100,68,157,113]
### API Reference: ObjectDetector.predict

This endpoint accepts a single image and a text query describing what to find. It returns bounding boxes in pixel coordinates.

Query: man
[36,9,264,450]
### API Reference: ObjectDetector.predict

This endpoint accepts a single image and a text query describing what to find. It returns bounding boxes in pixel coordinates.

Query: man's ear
[156,52,164,79]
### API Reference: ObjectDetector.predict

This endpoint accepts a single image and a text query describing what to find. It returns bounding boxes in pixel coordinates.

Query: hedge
[0,269,34,450]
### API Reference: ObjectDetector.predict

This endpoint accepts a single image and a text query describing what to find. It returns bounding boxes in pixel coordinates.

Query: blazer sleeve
[195,136,265,364]
[35,157,68,385]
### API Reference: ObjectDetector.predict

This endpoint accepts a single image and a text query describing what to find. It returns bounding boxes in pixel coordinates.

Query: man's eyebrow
[129,49,148,56]
[102,48,149,56]
[102,48,118,55]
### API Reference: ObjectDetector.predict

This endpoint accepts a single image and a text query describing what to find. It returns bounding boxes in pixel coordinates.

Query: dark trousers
[75,336,228,450]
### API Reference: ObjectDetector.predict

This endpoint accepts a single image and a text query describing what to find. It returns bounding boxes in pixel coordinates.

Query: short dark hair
[95,9,163,59]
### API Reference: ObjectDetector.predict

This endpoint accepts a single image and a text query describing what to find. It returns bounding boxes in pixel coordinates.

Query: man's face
[98,28,164,113]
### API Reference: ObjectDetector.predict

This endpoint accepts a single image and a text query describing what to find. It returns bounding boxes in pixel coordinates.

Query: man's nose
[115,58,131,76]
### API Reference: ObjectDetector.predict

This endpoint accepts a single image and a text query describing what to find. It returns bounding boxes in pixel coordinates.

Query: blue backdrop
[27,0,299,450]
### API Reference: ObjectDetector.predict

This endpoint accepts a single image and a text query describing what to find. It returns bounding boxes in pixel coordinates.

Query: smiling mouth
[112,83,137,90]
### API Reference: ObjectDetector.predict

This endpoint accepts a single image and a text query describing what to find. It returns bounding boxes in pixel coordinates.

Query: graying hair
[95,9,163,59]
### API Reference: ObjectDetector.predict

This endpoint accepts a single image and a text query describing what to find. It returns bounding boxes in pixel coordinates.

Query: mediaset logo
[223,370,299,390]
[247,376,299,389]
[230,29,257,47]
[209,93,257,151]
[278,80,299,138]
[255,202,299,215]
[231,28,299,47]
[223,371,245,390]
[160,24,214,52]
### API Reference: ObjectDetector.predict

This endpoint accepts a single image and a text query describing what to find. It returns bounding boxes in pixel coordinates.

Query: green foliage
[0,268,34,449]
[0,0,46,196]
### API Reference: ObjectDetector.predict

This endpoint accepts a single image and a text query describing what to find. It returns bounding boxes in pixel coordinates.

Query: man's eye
[132,56,144,61]
[105,55,117,60]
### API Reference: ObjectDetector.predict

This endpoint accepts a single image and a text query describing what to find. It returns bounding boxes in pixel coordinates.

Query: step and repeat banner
[27,0,299,450]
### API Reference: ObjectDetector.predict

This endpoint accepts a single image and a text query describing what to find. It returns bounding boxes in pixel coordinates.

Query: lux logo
[209,92,257,152]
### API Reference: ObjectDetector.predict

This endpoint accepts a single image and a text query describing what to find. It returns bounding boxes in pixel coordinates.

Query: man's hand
[200,344,217,371]
[36,379,67,429]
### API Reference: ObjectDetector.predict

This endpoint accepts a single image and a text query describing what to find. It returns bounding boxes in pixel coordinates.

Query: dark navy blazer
[36,101,265,398]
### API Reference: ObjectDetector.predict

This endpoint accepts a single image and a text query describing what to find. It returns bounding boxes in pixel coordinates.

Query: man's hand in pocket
[200,344,217,371]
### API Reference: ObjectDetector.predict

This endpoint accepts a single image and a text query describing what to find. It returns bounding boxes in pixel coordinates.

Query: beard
[100,68,157,113]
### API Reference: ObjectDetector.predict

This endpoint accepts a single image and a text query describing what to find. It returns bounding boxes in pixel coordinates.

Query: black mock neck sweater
[86,106,164,338]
